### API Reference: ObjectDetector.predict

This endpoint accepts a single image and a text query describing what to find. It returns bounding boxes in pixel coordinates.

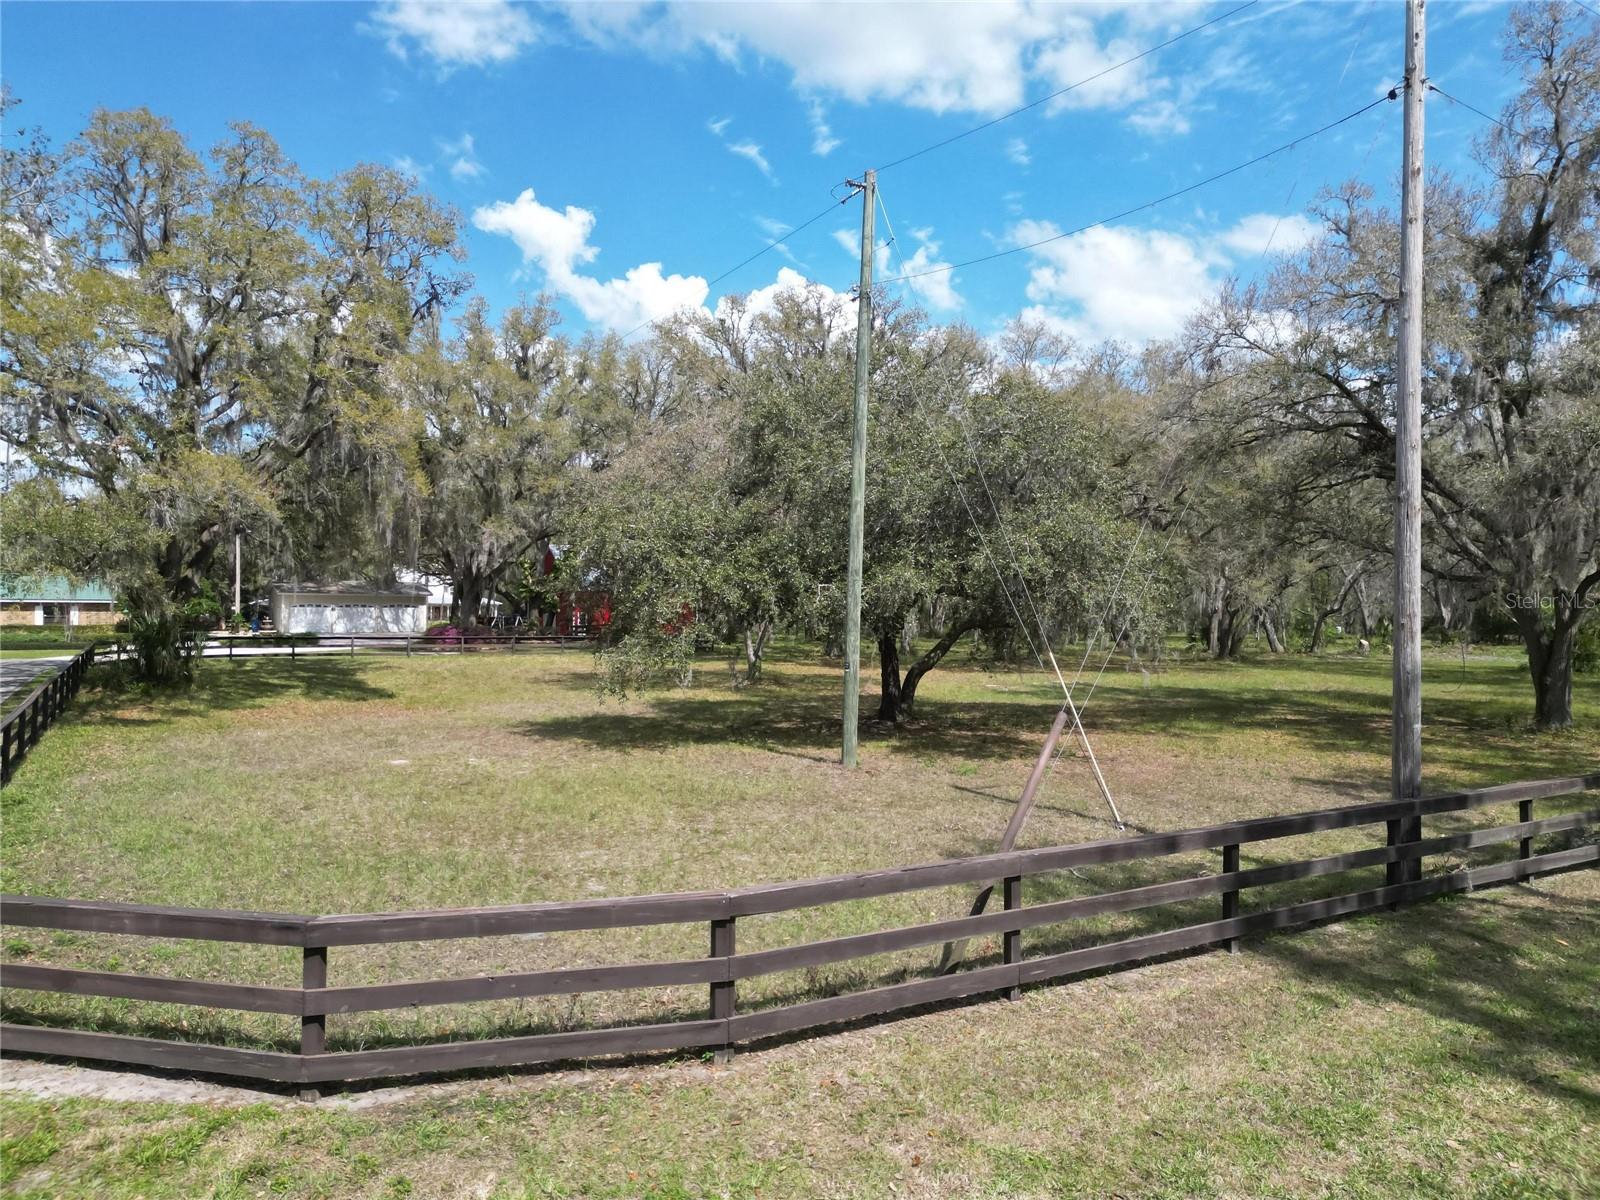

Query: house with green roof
[0,577,120,628]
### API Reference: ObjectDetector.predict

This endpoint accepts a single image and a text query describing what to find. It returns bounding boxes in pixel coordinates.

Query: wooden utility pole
[1390,0,1426,882]
[841,169,875,768]
[233,533,242,619]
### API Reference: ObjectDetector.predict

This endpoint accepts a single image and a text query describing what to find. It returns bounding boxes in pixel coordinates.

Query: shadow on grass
[1255,879,1600,1109]
[74,657,396,729]
[518,648,1593,790]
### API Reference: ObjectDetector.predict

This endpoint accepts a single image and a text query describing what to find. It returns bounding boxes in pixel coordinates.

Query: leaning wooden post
[709,917,736,1064]
[1221,844,1241,954]
[1002,875,1023,1000]
[299,945,328,1101]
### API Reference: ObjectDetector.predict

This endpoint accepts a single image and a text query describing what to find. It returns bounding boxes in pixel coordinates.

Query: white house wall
[270,593,427,635]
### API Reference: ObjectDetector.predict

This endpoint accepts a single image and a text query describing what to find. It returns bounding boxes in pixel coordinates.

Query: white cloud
[1217,212,1320,257]
[370,0,537,70]
[555,2,1171,117]
[1011,212,1319,346]
[726,141,775,182]
[806,98,841,156]
[835,226,962,312]
[893,228,961,312]
[754,216,803,266]
[720,266,854,329]
[1035,26,1156,112]
[473,188,709,332]
[440,133,485,181]
[393,155,429,179]
[1016,223,1219,345]
[706,118,777,182]
[1126,100,1191,137]
[1005,137,1031,166]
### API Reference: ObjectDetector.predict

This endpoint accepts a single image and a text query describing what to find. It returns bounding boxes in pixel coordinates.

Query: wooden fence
[1,773,1595,1094]
[97,630,588,664]
[0,646,95,786]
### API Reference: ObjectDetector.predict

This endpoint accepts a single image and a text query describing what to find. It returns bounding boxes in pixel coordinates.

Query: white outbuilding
[269,582,429,636]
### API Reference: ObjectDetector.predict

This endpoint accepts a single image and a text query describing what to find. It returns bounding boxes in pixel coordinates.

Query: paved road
[0,656,70,714]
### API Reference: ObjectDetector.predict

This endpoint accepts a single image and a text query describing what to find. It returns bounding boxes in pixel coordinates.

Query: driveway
[0,655,71,715]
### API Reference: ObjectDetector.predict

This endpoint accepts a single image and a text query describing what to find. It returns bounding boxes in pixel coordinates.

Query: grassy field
[1,639,1597,1198]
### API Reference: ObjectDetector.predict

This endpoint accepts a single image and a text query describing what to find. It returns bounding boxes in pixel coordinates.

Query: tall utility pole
[1390,0,1426,884]
[233,533,243,619]
[841,169,876,768]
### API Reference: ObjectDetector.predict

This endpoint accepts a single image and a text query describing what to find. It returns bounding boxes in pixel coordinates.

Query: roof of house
[0,576,116,603]
[270,581,430,600]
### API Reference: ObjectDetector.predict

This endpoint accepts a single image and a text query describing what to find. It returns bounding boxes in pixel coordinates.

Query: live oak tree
[400,297,588,625]
[578,289,1156,723]
[1,106,464,678]
[1180,3,1599,726]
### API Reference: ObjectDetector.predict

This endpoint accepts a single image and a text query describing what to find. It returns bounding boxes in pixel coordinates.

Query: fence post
[1002,875,1023,1000]
[1518,797,1534,862]
[299,945,328,1102]
[350,636,355,658]
[1221,844,1240,955]
[710,917,736,1064]
[2,720,12,785]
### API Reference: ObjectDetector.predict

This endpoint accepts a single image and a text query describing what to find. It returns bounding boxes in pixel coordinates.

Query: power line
[1427,82,1513,133]
[878,85,1400,287]
[616,195,851,342]
[874,0,1265,174]
[616,0,1269,341]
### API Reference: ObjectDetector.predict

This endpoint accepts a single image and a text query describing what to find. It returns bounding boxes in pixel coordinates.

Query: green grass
[1,639,1597,1197]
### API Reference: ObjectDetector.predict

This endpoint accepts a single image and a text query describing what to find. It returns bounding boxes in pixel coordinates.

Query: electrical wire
[878,86,1401,287]
[616,195,851,342]
[1427,82,1514,134]
[874,0,1265,173]
[615,0,1272,341]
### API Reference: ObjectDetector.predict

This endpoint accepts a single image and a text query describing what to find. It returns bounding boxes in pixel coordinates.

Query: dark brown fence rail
[207,631,590,657]
[84,630,589,666]
[2,773,1595,1093]
[0,646,95,786]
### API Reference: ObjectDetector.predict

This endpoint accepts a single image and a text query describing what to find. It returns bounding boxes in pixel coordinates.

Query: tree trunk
[878,619,976,723]
[1308,611,1332,654]
[1517,608,1577,731]
[1262,609,1285,653]
[877,633,903,722]
[1226,609,1250,658]
[1208,576,1228,657]
[744,619,771,684]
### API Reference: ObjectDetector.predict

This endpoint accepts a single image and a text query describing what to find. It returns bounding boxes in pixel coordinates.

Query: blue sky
[2,0,1525,347]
